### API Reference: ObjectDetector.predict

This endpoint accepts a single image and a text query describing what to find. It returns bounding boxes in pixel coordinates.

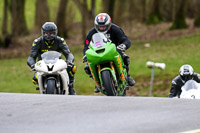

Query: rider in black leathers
[168,64,200,98]
[27,22,76,95]
[83,13,135,93]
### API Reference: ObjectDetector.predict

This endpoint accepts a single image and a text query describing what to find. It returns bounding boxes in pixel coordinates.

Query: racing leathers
[83,23,131,54]
[168,73,200,98]
[27,36,76,95]
[83,23,135,90]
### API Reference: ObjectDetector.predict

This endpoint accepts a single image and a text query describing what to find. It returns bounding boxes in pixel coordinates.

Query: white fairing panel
[60,69,69,94]
[52,59,67,73]
[34,51,69,95]
[180,80,200,99]
[37,72,44,94]
[35,60,49,73]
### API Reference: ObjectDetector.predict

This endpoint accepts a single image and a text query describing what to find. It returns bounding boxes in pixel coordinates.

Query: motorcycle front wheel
[46,79,56,94]
[101,70,116,96]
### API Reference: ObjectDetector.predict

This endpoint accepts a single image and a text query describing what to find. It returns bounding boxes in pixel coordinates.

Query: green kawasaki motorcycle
[84,33,129,96]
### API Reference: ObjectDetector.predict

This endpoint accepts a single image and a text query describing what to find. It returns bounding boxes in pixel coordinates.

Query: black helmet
[94,13,111,34]
[179,64,194,82]
[41,22,58,41]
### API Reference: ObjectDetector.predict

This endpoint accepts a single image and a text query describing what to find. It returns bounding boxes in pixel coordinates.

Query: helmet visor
[96,25,109,33]
[44,31,56,37]
[42,31,56,41]
[182,74,193,82]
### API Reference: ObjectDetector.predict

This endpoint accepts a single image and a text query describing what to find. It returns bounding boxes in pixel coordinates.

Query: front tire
[46,79,56,94]
[101,70,116,96]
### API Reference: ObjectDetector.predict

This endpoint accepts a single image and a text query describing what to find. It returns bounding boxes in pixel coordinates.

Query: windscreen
[90,33,108,48]
[41,51,61,64]
[182,80,199,91]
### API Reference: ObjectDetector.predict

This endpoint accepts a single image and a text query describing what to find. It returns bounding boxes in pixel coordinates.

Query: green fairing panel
[86,42,118,64]
[86,41,127,96]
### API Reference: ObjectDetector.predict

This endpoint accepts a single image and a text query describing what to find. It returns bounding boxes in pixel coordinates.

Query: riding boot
[94,84,100,93]
[84,63,99,92]
[127,74,135,86]
[120,52,136,86]
[124,64,135,86]
[124,63,135,86]
[68,84,76,95]
[32,72,39,90]
[32,72,38,85]
[68,77,76,95]
[90,75,100,93]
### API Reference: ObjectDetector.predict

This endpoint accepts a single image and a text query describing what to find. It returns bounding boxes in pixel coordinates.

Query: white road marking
[180,129,200,133]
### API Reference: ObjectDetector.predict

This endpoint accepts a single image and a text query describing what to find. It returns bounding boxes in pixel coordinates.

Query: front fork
[88,62,117,91]
[88,59,127,95]
[98,62,118,88]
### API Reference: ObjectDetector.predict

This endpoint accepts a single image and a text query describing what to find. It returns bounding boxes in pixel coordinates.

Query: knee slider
[67,65,77,77]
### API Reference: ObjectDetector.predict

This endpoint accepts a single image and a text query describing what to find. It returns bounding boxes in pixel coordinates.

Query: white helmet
[94,13,111,34]
[179,64,194,81]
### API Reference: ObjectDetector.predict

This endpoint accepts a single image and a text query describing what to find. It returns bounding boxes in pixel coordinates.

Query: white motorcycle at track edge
[34,51,69,95]
[180,80,200,99]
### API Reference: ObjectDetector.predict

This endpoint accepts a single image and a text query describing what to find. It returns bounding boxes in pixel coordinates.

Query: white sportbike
[34,51,69,95]
[180,80,200,99]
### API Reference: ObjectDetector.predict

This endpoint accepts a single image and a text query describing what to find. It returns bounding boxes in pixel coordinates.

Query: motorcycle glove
[84,63,91,76]
[31,64,36,71]
[83,55,87,63]
[66,60,77,75]
[66,60,74,67]
[117,44,126,52]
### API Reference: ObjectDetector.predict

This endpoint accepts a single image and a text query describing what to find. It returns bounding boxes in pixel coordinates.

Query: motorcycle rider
[27,22,76,95]
[168,64,200,98]
[83,13,135,93]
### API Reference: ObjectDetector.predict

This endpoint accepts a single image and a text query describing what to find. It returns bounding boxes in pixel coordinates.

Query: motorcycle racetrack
[0,93,200,133]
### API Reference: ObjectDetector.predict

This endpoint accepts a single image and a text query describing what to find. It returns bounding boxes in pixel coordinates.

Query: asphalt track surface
[0,93,200,133]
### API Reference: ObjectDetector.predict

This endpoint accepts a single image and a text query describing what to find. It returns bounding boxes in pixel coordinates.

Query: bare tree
[193,0,200,27]
[113,0,125,26]
[160,0,173,22]
[0,0,11,48]
[11,0,28,37]
[102,0,116,19]
[56,0,69,38]
[81,0,87,40]
[141,0,147,23]
[128,0,135,23]
[102,0,110,13]
[2,0,8,36]
[73,0,91,40]
[186,0,195,18]
[90,0,95,19]
[73,0,90,17]
[170,0,188,30]
[128,0,146,23]
[146,0,163,24]
[35,0,50,30]
[65,2,76,32]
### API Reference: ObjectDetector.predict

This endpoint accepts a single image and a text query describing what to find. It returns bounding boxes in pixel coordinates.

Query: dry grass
[123,19,198,41]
